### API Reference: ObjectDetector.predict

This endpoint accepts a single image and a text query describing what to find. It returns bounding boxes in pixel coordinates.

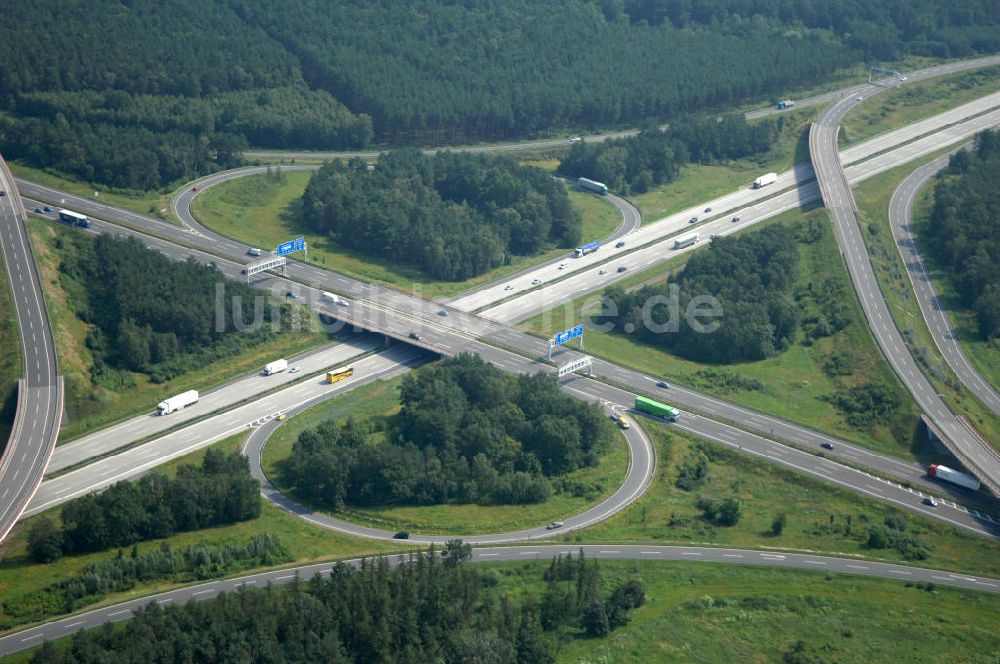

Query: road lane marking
[20,634,43,642]
[64,621,85,630]
[108,610,131,618]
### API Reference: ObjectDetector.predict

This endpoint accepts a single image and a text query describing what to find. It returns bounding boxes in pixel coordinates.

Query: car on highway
[704,206,712,213]
[709,233,719,241]
[732,216,741,223]
[656,381,670,388]
[821,442,834,450]
[504,284,513,290]
[192,184,201,192]
[559,262,567,270]
[248,247,262,256]
[44,206,53,212]
[570,136,582,142]
[438,309,449,316]
[276,413,287,421]
[689,216,698,223]
[899,76,907,81]
[0,191,5,197]
[393,531,410,539]
[922,497,938,507]
[285,291,299,299]
[532,278,542,285]
[545,521,564,530]
[598,268,606,275]
[617,266,627,273]
[408,332,422,340]
[615,240,625,248]
[288,366,301,374]
[856,96,864,101]
[336,297,349,306]
[34,207,43,213]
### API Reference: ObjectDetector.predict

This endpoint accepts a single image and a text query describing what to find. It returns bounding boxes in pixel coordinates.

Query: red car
[192,184,200,192]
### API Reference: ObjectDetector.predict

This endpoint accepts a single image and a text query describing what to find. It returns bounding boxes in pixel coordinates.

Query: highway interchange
[0,54,999,654]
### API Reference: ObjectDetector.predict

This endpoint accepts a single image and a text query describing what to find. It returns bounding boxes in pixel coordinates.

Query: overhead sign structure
[557,355,593,378]
[549,324,585,359]
[277,237,306,257]
[243,255,287,283]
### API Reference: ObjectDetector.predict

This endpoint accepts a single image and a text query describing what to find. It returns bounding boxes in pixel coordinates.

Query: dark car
[821,442,834,450]
[689,216,698,223]
[0,191,6,197]
[656,381,670,389]
[408,332,422,341]
[615,241,625,248]
[44,206,53,212]
[438,310,449,316]
[393,531,410,540]
[922,497,938,507]
[617,266,627,273]
[34,207,43,213]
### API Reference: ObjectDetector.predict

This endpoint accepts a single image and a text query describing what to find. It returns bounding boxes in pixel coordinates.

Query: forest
[25,551,644,663]
[59,233,282,385]
[299,150,581,281]
[596,225,801,363]
[558,116,781,194]
[282,355,615,508]
[27,450,261,562]
[2,0,997,189]
[924,130,1000,340]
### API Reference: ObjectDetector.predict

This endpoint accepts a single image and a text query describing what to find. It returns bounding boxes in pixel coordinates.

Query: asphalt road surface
[0,157,62,543]
[888,149,1000,417]
[810,86,1000,492]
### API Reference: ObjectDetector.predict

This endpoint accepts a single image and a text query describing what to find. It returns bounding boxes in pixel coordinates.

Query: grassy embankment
[0,431,406,636]
[260,374,631,535]
[191,169,622,300]
[27,219,331,441]
[560,423,1000,578]
[9,163,170,221]
[854,150,1000,452]
[0,248,22,449]
[522,207,922,460]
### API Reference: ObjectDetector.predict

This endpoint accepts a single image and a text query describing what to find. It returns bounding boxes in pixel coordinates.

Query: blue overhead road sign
[277,237,306,257]
[554,324,584,346]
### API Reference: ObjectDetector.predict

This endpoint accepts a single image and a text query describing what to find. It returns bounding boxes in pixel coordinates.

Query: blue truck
[574,241,600,257]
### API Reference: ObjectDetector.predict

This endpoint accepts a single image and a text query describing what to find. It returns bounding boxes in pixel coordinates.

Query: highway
[0,155,63,543]
[1,542,997,658]
[18,151,1000,530]
[22,346,428,518]
[468,96,1000,321]
[810,86,1000,492]
[44,338,380,476]
[888,149,1000,417]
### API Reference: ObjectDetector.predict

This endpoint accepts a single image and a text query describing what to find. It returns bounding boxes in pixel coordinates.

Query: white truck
[674,233,700,250]
[752,172,778,189]
[156,390,199,416]
[577,177,609,196]
[927,464,981,491]
[264,359,288,376]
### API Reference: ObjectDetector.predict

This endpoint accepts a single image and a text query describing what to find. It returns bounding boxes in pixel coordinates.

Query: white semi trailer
[156,390,199,415]
[927,464,981,491]
[264,359,289,376]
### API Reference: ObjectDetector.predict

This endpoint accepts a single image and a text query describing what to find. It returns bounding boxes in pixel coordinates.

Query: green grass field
[561,424,1000,578]
[27,219,332,442]
[841,65,1000,148]
[539,559,1000,663]
[0,247,22,448]
[261,374,631,535]
[854,151,1000,453]
[0,432,407,635]
[10,163,172,222]
[522,207,921,459]
[190,169,623,300]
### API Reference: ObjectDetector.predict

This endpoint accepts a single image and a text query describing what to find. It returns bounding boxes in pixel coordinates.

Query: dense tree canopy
[595,225,801,363]
[59,234,282,384]
[558,116,781,193]
[283,355,616,508]
[3,0,997,189]
[26,551,642,663]
[300,150,581,281]
[924,130,1000,340]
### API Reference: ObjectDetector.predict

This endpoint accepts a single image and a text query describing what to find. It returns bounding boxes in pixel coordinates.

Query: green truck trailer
[634,395,680,421]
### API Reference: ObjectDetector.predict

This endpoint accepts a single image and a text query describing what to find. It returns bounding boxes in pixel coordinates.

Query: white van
[247,247,262,257]
[320,291,336,302]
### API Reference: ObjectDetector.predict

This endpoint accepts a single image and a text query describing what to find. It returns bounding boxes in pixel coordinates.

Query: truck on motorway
[263,359,288,376]
[752,172,778,189]
[776,100,795,110]
[326,366,354,384]
[578,178,609,196]
[634,395,679,421]
[574,241,600,257]
[927,464,981,491]
[156,390,199,415]
[58,209,91,228]
[673,233,700,250]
